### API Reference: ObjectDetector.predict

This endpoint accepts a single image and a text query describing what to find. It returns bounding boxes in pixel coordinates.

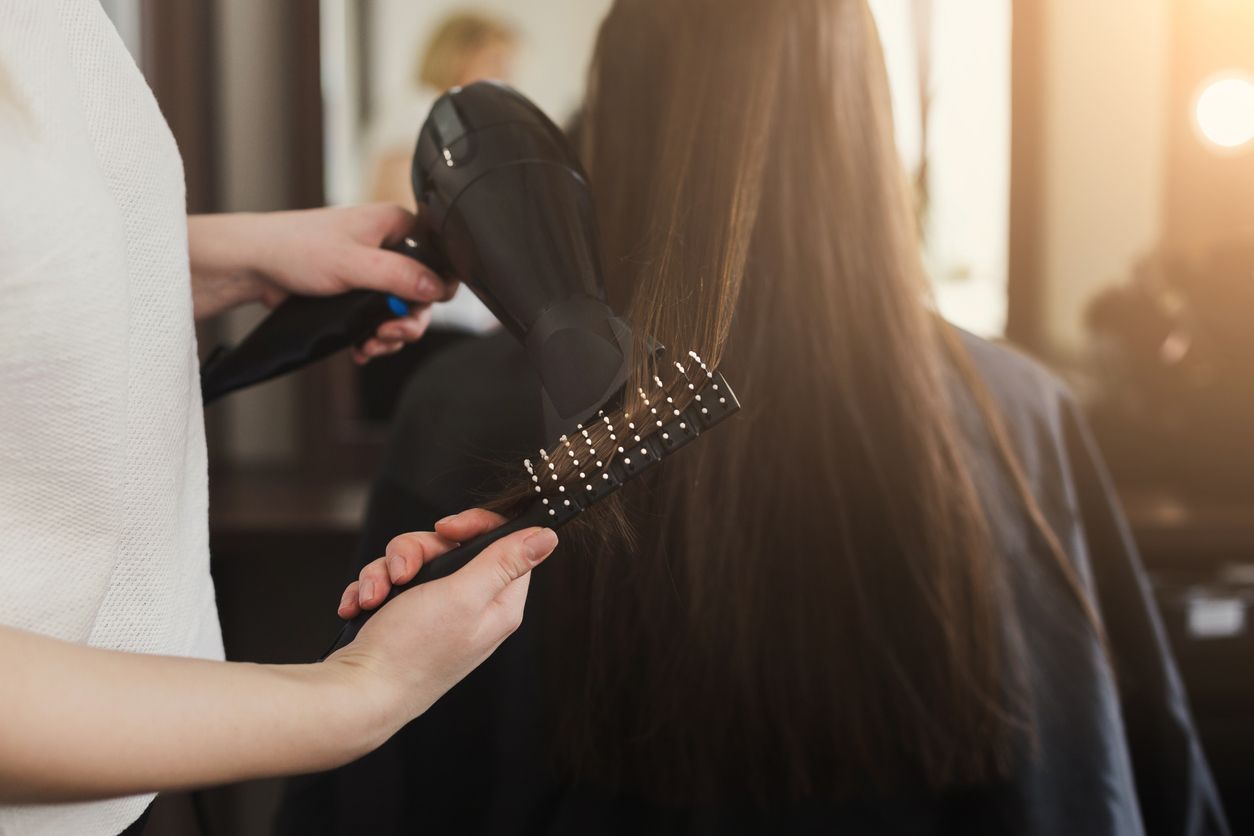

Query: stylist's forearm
[0,626,392,803]
[187,213,270,320]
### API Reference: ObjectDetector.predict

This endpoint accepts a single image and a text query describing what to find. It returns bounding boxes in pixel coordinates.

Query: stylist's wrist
[188,213,274,319]
[312,653,412,760]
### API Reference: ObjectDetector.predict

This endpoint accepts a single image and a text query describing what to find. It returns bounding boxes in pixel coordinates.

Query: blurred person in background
[367,10,518,208]
[283,0,1229,834]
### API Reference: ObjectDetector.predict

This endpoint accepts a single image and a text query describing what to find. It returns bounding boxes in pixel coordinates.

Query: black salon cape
[278,330,1228,836]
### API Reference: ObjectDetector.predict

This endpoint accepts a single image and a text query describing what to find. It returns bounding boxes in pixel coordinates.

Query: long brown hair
[531,0,1095,803]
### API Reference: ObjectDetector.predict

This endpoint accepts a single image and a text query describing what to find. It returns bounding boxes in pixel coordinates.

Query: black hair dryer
[200,81,632,441]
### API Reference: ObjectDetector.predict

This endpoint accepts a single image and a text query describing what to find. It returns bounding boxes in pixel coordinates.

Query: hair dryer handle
[199,237,447,405]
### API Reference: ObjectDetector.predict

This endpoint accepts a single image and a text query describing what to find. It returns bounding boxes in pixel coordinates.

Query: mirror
[320,0,610,209]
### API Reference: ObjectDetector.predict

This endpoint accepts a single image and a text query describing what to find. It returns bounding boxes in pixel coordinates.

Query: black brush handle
[321,369,742,660]
[200,238,448,405]
[322,501,552,658]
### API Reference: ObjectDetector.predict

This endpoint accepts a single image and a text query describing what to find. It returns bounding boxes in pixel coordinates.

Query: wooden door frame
[141,0,221,214]
[1006,0,1047,355]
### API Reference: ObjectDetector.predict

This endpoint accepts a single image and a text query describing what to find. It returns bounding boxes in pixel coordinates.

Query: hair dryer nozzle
[413,82,631,441]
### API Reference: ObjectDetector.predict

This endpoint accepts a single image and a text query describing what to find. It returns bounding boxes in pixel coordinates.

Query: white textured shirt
[0,2,223,833]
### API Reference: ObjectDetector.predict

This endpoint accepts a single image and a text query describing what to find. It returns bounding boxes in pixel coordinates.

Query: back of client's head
[541,0,1063,803]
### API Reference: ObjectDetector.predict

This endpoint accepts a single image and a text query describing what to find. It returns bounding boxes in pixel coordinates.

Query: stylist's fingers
[352,337,405,365]
[434,508,509,543]
[452,527,558,608]
[352,308,433,363]
[367,206,458,299]
[367,203,421,242]
[374,305,433,344]
[351,244,446,302]
[384,529,460,585]
[357,559,393,609]
[337,581,361,620]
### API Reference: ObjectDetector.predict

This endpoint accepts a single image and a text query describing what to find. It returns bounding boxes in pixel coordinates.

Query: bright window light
[1195,74,1254,150]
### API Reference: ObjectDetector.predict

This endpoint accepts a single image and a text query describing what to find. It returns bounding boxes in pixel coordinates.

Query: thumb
[348,246,445,303]
[453,527,558,604]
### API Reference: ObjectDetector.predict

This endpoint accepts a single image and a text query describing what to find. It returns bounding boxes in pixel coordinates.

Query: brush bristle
[521,351,737,523]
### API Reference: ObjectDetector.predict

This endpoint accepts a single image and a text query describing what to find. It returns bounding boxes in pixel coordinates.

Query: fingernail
[523,528,558,562]
[386,554,404,581]
[416,275,441,300]
[436,513,459,527]
[360,579,375,603]
[337,588,353,613]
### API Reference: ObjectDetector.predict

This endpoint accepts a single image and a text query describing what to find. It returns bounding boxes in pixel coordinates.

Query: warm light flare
[1195,74,1254,150]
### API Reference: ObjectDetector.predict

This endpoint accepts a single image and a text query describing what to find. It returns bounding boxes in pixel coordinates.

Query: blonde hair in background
[416,11,518,91]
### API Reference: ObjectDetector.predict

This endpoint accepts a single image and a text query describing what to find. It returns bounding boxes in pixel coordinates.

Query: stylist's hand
[190,205,456,361]
[326,509,557,723]
[251,205,458,363]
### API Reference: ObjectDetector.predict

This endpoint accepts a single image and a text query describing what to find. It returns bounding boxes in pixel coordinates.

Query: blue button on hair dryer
[199,81,633,444]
